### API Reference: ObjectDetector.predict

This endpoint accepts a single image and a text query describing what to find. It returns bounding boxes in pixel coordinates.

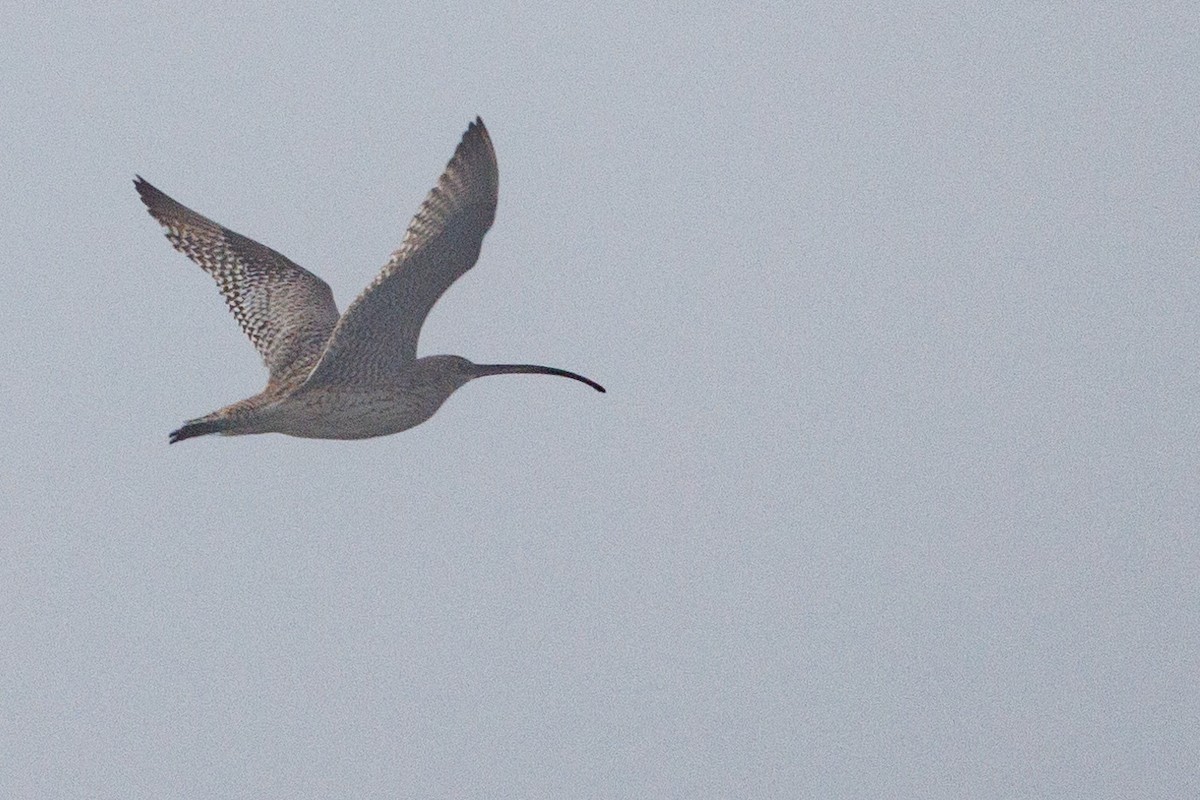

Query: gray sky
[2,3,1197,798]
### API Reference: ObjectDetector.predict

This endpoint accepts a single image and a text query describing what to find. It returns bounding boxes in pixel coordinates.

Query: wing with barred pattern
[302,117,498,387]
[136,177,339,387]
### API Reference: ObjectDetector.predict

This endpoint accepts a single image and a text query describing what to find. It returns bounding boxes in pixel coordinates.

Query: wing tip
[133,175,169,218]
[464,116,493,159]
[454,115,498,196]
[134,176,216,232]
[464,115,491,143]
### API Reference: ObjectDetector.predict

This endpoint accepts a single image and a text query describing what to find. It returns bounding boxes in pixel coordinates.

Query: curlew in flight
[137,117,604,444]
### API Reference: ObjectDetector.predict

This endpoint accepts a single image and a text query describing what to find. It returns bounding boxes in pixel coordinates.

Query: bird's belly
[267,387,446,440]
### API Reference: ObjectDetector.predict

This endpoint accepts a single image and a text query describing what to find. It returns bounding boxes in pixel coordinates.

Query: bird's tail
[169,415,229,444]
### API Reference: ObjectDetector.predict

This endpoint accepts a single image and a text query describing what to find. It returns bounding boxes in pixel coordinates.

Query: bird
[136,117,604,444]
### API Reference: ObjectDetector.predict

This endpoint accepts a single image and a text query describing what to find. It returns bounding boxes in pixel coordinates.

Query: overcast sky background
[2,3,1197,798]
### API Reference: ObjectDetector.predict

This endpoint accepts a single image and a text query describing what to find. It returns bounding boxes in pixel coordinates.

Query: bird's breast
[265,382,457,440]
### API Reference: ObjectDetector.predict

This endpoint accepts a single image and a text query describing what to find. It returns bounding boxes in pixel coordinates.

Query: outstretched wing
[136,177,340,387]
[303,117,498,388]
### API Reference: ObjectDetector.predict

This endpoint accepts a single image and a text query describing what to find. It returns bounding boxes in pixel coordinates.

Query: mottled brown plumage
[138,118,603,444]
